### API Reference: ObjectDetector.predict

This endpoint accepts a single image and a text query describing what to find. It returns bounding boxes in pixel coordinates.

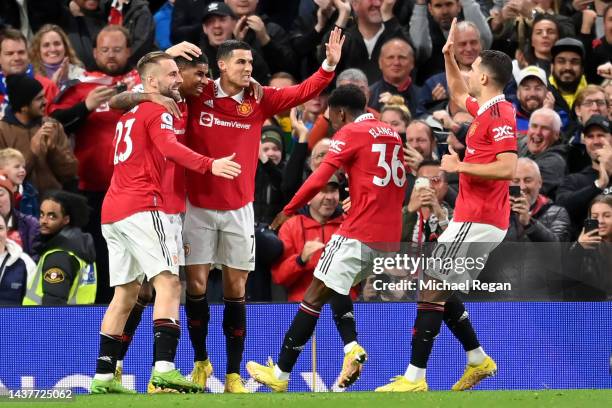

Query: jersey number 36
[113,118,135,164]
[372,143,406,188]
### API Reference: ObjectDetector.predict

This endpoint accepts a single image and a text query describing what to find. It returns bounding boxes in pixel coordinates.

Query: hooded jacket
[37,226,96,305]
[272,206,343,301]
[0,239,36,305]
[0,111,78,193]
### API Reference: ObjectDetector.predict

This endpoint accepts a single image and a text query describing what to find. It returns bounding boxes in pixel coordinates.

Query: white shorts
[167,213,185,266]
[313,234,381,296]
[183,201,255,271]
[102,211,180,287]
[425,221,507,286]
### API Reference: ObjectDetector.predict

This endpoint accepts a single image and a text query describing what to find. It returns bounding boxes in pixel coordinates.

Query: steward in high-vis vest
[23,190,96,305]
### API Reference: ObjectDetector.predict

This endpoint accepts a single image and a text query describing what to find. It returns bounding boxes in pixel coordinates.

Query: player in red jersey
[376,18,518,393]
[91,51,241,395]
[106,52,211,390]
[181,28,345,392]
[246,84,407,392]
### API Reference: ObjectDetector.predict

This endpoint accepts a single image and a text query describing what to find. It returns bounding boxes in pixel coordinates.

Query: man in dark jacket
[518,108,568,199]
[557,115,612,237]
[368,38,420,115]
[23,190,96,305]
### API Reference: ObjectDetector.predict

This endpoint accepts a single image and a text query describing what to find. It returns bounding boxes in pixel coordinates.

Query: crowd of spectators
[0,0,610,304]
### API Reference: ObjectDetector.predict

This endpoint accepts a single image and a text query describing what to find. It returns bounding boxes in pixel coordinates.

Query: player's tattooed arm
[109,91,181,117]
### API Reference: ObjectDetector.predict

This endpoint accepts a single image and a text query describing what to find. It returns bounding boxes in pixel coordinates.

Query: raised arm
[443,18,469,112]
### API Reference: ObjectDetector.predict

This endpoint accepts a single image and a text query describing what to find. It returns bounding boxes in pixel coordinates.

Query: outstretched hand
[325,26,345,67]
[442,18,458,55]
[211,153,242,179]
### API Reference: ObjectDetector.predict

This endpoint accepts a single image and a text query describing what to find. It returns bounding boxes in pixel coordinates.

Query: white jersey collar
[354,113,375,123]
[477,94,506,116]
[214,78,245,103]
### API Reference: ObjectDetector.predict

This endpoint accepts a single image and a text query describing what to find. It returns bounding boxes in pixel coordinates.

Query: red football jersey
[101,102,213,224]
[161,100,188,214]
[49,70,141,191]
[285,114,407,244]
[185,66,334,210]
[453,95,518,230]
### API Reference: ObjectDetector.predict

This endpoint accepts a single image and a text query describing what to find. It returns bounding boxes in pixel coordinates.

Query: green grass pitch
[17,389,612,408]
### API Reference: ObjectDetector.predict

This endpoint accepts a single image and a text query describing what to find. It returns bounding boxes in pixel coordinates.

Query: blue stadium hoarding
[0,302,610,393]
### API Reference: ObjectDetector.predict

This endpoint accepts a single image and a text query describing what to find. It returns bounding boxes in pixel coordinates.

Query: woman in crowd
[29,24,85,87]
[565,195,612,300]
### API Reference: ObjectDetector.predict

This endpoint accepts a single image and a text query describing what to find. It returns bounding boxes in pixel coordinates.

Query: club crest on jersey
[467,122,478,139]
[236,101,253,116]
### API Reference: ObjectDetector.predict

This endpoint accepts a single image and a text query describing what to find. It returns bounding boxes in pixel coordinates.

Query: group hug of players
[91,20,518,394]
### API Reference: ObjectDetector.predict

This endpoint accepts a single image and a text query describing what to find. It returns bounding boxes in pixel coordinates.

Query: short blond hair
[0,148,25,168]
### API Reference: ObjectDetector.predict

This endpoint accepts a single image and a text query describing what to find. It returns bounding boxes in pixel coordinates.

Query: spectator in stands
[171,0,211,44]
[29,24,85,88]
[327,0,406,84]
[307,68,376,151]
[410,0,492,85]
[49,25,140,303]
[199,2,275,84]
[0,29,59,119]
[0,0,68,40]
[489,0,574,58]
[250,125,286,301]
[518,108,567,198]
[401,160,451,243]
[0,176,40,261]
[557,115,612,237]
[100,0,156,67]
[0,148,39,218]
[580,2,611,83]
[380,95,411,141]
[225,0,297,80]
[416,21,482,117]
[568,84,610,172]
[255,126,285,225]
[0,74,78,193]
[23,190,96,305]
[273,175,344,301]
[62,0,106,71]
[368,38,419,115]
[513,14,561,75]
[0,214,36,305]
[153,0,176,50]
[513,65,558,136]
[507,157,571,242]
[265,72,296,152]
[565,194,612,300]
[548,38,587,129]
[290,0,351,80]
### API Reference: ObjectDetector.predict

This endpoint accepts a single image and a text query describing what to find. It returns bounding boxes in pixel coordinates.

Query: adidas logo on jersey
[204,99,214,108]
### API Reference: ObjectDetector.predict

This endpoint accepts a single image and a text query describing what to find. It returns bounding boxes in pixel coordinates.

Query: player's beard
[160,84,182,102]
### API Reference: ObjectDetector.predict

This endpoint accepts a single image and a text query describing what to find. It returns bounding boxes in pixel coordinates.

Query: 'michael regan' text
[372,279,511,293]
